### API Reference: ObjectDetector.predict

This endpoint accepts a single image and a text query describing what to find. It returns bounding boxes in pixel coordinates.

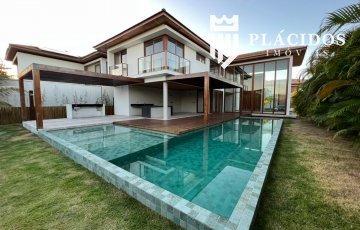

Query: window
[196,52,206,64]
[167,38,184,57]
[95,63,101,73]
[114,50,127,65]
[145,38,164,56]
[85,61,101,73]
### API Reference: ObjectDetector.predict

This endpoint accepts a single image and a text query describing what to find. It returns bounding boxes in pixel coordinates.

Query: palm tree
[318,3,360,35]
[294,3,360,142]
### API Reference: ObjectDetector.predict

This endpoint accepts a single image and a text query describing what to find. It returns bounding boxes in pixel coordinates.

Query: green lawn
[254,120,359,229]
[0,124,179,229]
[0,121,359,229]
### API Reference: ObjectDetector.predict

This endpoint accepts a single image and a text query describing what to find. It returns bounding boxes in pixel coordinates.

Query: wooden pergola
[18,64,144,130]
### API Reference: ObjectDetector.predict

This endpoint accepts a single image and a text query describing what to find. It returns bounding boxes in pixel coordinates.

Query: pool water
[50,118,279,218]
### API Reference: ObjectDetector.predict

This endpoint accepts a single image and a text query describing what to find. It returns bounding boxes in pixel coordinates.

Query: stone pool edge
[229,119,284,230]
[37,118,284,230]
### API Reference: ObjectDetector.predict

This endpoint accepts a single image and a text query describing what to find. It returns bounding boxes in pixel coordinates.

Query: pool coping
[37,119,283,230]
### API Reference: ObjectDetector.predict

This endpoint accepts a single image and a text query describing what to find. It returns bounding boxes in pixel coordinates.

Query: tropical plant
[318,3,360,35]
[0,60,16,107]
[294,3,360,142]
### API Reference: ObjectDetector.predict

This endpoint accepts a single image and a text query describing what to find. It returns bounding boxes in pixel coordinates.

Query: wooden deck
[113,113,240,135]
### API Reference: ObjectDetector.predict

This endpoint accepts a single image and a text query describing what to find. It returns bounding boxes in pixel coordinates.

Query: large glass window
[253,63,264,113]
[225,89,234,112]
[168,39,184,57]
[242,65,253,113]
[226,67,234,81]
[210,61,220,76]
[274,60,288,114]
[263,62,276,113]
[153,38,163,54]
[234,88,241,112]
[114,50,127,64]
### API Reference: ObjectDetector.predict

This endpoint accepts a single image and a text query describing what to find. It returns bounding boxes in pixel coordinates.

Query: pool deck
[113,113,241,135]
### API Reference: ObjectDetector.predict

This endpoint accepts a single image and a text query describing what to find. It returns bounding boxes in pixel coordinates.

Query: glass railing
[210,66,240,84]
[109,63,128,76]
[138,51,190,74]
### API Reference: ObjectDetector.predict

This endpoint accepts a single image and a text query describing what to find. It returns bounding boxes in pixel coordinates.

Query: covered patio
[158,71,242,120]
[18,64,144,130]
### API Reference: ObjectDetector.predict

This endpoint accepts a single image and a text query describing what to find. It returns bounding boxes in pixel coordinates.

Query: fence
[0,106,115,125]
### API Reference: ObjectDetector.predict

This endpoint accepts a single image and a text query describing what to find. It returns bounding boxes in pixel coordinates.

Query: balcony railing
[109,63,128,76]
[210,66,241,84]
[138,51,190,75]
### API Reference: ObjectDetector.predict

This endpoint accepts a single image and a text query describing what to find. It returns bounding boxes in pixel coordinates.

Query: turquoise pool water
[50,118,279,218]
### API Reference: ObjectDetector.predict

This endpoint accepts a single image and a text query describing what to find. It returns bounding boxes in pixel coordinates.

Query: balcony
[138,51,190,75]
[109,63,128,76]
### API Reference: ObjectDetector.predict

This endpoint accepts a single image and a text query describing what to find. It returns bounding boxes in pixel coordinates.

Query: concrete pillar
[163,81,169,120]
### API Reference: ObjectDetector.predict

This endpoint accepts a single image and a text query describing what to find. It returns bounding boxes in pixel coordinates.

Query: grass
[253,119,360,229]
[0,124,179,229]
[0,121,359,229]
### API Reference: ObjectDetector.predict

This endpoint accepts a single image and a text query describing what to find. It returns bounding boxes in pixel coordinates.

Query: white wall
[114,85,130,116]
[179,90,197,113]
[16,52,84,73]
[127,43,144,76]
[112,85,197,116]
[0,79,114,107]
[184,46,209,73]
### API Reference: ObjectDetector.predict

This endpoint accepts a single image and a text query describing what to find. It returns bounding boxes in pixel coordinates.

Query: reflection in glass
[253,63,264,113]
[274,60,288,114]
[225,89,234,112]
[242,65,253,112]
[263,62,275,113]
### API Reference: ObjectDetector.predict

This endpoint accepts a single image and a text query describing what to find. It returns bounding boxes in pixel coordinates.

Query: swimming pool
[39,117,282,229]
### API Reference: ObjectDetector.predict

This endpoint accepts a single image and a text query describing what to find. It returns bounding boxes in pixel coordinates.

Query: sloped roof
[5,44,106,64]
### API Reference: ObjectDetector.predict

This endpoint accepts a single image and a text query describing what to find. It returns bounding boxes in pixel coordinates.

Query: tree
[294,3,360,142]
[0,59,16,107]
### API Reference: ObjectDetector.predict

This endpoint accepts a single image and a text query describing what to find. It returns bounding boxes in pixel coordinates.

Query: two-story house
[5,9,307,129]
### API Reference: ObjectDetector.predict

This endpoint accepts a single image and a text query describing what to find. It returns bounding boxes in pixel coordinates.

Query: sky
[1,0,357,77]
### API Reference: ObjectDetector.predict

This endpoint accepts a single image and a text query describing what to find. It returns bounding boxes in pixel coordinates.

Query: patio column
[204,74,210,121]
[32,69,43,129]
[18,78,27,121]
[163,81,169,120]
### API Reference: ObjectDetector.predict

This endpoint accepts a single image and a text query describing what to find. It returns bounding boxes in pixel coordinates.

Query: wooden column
[204,74,210,121]
[18,78,27,121]
[32,69,43,129]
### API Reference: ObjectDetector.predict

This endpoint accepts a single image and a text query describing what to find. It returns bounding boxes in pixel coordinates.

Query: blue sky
[1,0,357,77]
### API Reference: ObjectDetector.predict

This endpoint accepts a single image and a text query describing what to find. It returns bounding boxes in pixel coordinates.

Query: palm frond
[318,3,360,35]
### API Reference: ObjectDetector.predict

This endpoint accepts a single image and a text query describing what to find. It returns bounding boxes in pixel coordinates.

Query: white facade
[15,52,84,73]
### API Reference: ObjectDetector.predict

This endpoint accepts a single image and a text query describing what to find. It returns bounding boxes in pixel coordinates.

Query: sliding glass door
[239,59,289,115]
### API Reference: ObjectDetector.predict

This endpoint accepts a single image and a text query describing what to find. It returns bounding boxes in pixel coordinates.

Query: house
[5,9,307,129]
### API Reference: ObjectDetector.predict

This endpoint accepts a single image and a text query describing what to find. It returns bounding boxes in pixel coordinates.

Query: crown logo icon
[210,15,239,32]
